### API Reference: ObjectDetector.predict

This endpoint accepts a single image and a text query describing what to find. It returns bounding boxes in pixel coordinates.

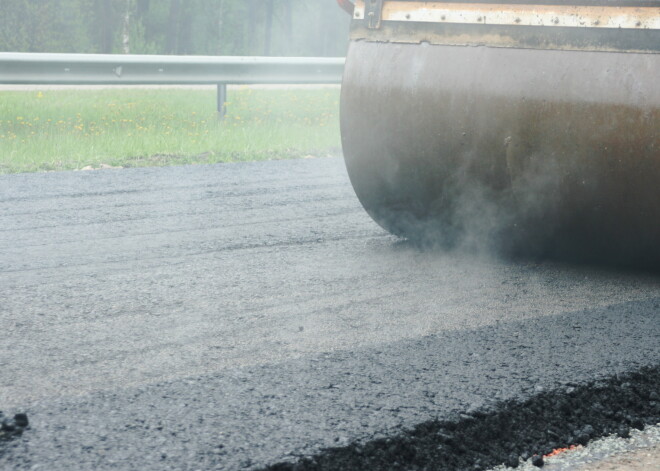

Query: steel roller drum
[340,0,660,266]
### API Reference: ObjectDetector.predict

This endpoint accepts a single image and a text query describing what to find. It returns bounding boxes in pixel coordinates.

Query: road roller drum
[338,0,660,267]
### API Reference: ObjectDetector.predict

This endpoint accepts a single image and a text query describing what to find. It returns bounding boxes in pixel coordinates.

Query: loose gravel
[494,424,660,471]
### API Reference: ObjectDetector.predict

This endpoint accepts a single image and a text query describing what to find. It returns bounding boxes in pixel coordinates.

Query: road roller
[337,0,660,267]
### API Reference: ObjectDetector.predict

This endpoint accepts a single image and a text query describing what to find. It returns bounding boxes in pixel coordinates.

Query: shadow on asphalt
[263,367,659,471]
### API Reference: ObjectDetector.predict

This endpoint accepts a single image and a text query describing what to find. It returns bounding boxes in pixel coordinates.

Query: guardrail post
[217,83,227,119]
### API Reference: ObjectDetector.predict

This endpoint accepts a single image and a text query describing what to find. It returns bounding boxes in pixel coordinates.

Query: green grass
[0,88,342,174]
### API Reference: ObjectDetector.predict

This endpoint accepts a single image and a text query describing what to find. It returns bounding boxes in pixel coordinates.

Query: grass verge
[0,88,341,174]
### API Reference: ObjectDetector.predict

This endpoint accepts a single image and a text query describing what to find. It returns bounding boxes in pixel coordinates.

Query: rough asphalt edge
[1,292,658,470]
[495,424,660,471]
[261,366,660,471]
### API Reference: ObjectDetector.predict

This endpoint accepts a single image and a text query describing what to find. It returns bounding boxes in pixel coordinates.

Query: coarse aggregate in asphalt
[1,157,659,470]
[260,367,659,470]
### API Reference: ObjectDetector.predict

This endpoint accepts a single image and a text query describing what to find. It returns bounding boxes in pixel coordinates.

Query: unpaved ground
[579,445,660,471]
[496,424,660,471]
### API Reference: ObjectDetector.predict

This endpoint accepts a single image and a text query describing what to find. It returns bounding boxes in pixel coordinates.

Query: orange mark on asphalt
[544,444,581,458]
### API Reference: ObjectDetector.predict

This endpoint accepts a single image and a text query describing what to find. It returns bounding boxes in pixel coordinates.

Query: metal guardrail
[0,53,345,116]
[0,53,345,85]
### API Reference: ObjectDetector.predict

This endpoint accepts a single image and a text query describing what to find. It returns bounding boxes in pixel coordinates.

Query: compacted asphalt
[0,158,658,470]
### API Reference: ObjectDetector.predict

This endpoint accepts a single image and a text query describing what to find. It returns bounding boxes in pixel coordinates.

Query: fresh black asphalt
[1,158,658,470]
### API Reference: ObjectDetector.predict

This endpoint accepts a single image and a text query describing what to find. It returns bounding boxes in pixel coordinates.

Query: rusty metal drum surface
[341,1,660,266]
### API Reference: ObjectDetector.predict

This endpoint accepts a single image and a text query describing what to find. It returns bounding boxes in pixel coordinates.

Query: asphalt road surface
[1,157,659,470]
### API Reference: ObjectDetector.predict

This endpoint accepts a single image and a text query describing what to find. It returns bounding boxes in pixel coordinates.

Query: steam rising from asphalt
[373,147,654,269]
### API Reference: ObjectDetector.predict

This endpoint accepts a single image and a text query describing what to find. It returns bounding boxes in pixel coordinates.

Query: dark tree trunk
[246,0,259,55]
[177,5,193,54]
[100,0,114,53]
[166,0,181,54]
[282,0,293,55]
[264,0,274,56]
[216,0,225,55]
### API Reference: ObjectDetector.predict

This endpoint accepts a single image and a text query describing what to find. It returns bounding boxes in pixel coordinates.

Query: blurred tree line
[0,0,350,56]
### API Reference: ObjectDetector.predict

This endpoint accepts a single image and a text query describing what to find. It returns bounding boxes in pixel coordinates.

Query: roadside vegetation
[0,88,341,174]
